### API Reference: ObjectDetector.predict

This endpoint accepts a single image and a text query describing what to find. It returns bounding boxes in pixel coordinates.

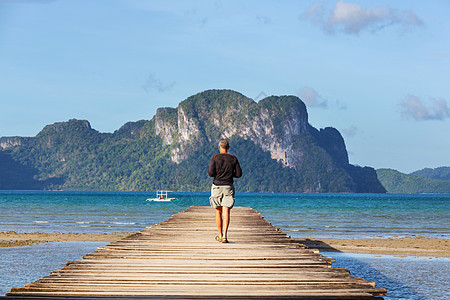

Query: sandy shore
[297,237,450,257]
[1,231,449,257]
[0,231,131,247]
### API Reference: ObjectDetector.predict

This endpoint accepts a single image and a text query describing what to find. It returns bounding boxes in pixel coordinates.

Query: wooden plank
[6,206,386,299]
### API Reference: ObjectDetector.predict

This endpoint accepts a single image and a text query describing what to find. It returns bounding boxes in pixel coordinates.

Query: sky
[0,0,449,173]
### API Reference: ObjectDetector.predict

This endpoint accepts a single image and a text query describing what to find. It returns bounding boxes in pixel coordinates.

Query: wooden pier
[6,206,386,299]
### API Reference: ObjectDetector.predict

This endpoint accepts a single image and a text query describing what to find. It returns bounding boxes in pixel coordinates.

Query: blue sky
[1,0,449,173]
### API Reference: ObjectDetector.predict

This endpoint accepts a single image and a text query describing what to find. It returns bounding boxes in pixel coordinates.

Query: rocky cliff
[0,89,385,192]
[155,90,343,167]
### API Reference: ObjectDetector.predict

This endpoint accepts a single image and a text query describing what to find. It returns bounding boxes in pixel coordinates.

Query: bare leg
[222,206,231,239]
[215,207,223,238]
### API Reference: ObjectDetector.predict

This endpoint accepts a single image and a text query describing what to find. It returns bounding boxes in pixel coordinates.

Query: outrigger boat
[146,190,176,202]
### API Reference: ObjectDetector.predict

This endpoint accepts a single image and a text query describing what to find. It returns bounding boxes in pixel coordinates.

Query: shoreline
[0,231,131,247]
[1,231,449,257]
[296,236,450,257]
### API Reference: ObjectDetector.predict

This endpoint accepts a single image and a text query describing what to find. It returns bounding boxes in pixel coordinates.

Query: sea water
[0,191,449,298]
[1,191,448,238]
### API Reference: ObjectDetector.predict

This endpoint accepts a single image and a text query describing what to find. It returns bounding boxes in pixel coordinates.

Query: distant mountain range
[376,167,450,194]
[0,89,386,193]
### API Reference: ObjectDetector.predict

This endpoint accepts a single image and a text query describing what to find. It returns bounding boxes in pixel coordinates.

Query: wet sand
[297,236,450,257]
[1,231,449,257]
[0,231,130,247]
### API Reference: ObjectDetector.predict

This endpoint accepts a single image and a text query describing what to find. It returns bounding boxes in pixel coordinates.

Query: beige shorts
[209,184,235,208]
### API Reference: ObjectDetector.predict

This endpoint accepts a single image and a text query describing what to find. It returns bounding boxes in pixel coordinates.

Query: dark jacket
[208,153,242,186]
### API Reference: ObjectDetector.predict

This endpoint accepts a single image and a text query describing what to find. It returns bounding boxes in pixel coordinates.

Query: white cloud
[142,74,175,93]
[400,95,450,121]
[301,0,423,35]
[298,87,327,108]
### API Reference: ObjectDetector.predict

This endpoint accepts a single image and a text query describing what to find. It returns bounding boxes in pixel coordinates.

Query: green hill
[410,167,450,181]
[0,89,385,193]
[376,168,450,194]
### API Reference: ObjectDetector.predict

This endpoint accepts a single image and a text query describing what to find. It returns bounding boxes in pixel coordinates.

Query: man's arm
[208,155,216,177]
[234,158,242,178]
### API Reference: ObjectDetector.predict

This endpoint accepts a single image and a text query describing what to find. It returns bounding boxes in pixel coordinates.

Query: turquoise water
[1,191,449,298]
[0,191,449,238]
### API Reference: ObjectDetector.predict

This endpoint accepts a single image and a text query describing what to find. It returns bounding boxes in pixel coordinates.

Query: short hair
[219,140,230,149]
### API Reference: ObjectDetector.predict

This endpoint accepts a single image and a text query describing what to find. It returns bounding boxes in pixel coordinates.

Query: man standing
[208,140,242,243]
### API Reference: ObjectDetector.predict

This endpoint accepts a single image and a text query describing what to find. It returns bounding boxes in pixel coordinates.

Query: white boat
[146,190,176,202]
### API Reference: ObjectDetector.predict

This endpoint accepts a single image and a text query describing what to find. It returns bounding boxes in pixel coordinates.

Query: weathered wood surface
[6,206,386,299]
